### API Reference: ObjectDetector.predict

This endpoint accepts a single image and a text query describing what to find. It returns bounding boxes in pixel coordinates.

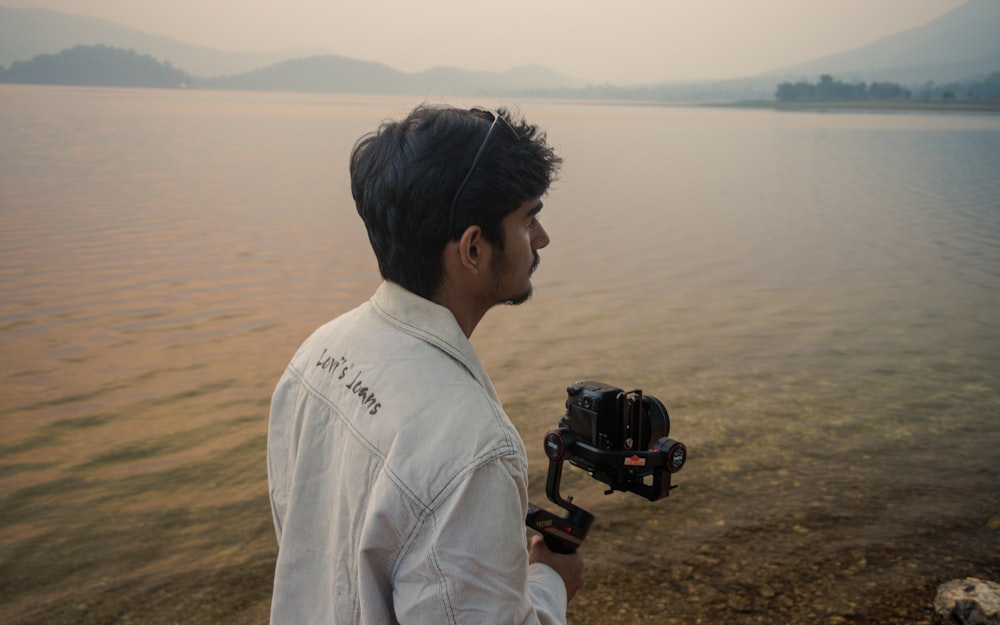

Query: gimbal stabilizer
[525,382,687,554]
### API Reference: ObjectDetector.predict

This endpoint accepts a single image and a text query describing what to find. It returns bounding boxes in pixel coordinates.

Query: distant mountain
[5,2,993,100]
[767,0,1000,83]
[201,56,584,94]
[422,65,585,92]
[0,6,328,77]
[0,5,584,94]
[0,44,190,87]
[201,55,406,93]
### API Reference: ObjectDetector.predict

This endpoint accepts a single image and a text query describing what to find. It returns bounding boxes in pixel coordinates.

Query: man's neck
[431,288,489,339]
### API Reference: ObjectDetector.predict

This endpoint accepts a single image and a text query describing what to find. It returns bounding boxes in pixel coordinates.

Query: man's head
[350,105,561,300]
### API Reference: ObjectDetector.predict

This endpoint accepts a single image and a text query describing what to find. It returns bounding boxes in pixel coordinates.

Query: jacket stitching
[370,297,470,368]
[427,526,458,624]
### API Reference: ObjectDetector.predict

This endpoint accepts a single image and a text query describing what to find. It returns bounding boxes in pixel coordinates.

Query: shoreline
[713,99,1000,113]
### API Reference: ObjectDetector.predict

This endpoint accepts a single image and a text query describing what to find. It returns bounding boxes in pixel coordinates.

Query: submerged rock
[934,578,1000,625]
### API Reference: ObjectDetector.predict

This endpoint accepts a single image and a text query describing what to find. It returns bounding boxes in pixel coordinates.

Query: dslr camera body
[526,381,687,553]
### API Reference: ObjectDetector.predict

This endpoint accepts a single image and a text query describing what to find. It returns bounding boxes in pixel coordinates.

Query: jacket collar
[370,281,500,404]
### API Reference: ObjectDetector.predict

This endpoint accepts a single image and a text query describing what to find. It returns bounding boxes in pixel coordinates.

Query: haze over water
[1,85,998,623]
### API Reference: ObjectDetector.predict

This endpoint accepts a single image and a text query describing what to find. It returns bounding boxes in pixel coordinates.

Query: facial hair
[493,251,539,306]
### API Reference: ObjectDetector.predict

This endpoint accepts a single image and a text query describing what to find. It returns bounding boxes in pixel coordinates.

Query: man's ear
[457,225,485,273]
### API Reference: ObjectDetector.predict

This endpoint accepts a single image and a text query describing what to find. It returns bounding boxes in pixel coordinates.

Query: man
[267,105,584,624]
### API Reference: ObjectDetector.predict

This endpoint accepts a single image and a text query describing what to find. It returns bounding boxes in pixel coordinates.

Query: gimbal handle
[525,502,593,554]
[524,429,595,553]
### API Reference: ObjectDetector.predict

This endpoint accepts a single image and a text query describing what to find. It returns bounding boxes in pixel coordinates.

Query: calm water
[1,85,999,623]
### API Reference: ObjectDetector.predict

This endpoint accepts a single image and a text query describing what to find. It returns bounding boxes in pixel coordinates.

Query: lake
[1,85,998,624]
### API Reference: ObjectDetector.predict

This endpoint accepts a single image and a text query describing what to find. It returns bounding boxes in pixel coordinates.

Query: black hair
[349,104,561,299]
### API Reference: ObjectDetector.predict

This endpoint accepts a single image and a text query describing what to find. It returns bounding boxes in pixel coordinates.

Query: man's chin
[501,254,540,305]
[501,285,533,306]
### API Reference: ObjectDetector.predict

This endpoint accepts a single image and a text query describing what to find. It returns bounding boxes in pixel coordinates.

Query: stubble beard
[493,251,540,306]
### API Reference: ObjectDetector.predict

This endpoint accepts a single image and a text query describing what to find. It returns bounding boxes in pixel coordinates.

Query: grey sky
[5,0,967,83]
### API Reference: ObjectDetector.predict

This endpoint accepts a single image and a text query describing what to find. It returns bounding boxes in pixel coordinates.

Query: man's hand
[529,535,585,601]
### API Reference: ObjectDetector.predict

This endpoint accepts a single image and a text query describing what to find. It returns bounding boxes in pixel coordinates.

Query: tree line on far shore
[776,73,1000,103]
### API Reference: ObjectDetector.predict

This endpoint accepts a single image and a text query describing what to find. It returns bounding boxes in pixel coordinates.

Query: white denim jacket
[268,281,567,624]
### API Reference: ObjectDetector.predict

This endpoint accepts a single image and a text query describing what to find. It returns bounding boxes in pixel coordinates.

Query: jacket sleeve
[392,453,568,625]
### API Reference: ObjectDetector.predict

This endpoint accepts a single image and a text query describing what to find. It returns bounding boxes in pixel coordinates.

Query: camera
[558,381,686,498]
[526,381,687,553]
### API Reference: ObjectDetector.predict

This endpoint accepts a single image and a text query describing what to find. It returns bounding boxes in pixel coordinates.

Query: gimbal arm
[525,430,595,554]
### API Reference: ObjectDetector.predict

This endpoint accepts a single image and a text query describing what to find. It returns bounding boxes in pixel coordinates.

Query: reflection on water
[1,86,998,623]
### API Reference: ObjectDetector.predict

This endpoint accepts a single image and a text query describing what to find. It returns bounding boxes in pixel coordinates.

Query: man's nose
[534,221,550,249]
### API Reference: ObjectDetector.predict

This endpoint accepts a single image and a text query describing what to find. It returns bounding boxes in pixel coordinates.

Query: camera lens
[641,395,670,449]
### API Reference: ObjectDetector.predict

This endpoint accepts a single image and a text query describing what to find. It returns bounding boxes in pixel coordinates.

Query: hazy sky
[7,0,968,83]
